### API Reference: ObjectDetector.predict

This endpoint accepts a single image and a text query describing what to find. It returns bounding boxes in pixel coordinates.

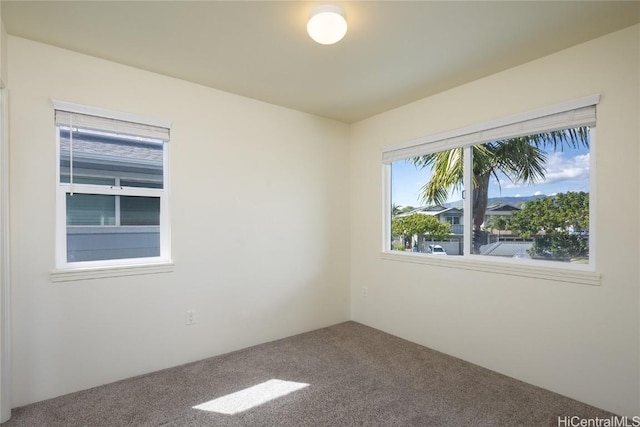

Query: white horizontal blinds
[55,110,170,142]
[382,101,597,164]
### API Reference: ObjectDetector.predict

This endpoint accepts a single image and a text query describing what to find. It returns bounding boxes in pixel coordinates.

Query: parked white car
[427,244,447,255]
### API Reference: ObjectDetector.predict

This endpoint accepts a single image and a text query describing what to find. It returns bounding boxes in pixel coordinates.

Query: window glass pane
[60,175,116,186]
[120,179,163,189]
[390,148,464,255]
[59,128,163,189]
[472,128,590,264]
[57,112,168,266]
[67,226,160,262]
[65,194,161,262]
[120,196,160,225]
[66,193,115,225]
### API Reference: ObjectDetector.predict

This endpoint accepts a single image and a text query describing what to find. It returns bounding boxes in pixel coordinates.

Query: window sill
[51,261,174,282]
[380,251,600,286]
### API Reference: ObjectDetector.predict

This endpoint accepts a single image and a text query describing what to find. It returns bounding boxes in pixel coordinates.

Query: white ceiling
[2,1,639,123]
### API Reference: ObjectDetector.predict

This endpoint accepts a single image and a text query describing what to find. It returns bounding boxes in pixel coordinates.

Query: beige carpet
[2,321,616,426]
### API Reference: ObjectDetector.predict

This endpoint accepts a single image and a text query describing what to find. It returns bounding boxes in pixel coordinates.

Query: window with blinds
[54,101,171,269]
[384,95,597,269]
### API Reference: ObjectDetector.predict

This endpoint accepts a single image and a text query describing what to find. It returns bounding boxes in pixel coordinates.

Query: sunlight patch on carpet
[192,379,309,415]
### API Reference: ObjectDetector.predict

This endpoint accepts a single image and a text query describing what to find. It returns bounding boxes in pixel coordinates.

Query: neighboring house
[483,203,522,241]
[394,203,533,253]
[394,205,464,254]
[398,205,464,235]
[397,203,525,238]
[484,203,520,222]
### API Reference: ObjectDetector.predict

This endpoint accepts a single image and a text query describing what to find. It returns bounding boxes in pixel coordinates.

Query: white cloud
[495,151,589,189]
[543,152,590,184]
[502,182,521,189]
[534,191,542,196]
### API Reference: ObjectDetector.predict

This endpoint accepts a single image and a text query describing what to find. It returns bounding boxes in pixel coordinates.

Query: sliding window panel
[471,128,591,264]
[390,148,465,256]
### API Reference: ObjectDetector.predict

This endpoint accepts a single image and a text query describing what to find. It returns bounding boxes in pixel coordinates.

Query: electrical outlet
[361,286,368,297]
[186,309,196,325]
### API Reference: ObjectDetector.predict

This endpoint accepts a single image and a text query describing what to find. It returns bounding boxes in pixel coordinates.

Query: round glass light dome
[307,5,348,45]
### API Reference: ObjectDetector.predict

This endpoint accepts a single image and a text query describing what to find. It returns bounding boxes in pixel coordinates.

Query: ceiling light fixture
[307,5,348,45]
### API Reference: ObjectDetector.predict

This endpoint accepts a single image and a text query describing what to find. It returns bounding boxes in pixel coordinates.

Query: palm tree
[410,128,589,251]
[485,215,509,242]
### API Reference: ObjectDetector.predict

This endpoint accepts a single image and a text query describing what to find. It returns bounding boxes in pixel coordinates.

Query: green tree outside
[485,215,510,241]
[509,191,589,259]
[391,213,451,250]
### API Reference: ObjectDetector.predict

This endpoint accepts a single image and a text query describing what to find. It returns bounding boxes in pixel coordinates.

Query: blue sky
[391,145,590,207]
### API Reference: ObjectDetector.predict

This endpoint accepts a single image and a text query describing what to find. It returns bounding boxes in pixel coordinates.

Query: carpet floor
[2,321,616,426]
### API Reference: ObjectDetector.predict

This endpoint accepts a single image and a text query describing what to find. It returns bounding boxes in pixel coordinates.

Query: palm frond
[513,127,589,151]
[414,148,463,205]
[492,138,548,185]
[408,126,588,206]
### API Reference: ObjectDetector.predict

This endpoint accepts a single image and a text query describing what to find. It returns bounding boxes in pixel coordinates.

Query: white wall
[7,20,639,417]
[0,5,11,423]
[8,36,350,406]
[350,25,639,416]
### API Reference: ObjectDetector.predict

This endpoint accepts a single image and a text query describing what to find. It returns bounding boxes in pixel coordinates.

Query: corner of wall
[0,6,12,423]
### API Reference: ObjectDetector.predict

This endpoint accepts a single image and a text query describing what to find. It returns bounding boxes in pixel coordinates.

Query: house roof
[397,205,462,218]
[3,1,638,123]
[59,132,163,180]
[486,204,521,213]
[60,133,163,165]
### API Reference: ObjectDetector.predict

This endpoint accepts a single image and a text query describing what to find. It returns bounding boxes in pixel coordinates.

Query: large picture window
[54,102,171,270]
[384,96,597,271]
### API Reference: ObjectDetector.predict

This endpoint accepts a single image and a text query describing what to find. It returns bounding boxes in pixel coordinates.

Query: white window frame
[381,95,600,286]
[51,100,173,281]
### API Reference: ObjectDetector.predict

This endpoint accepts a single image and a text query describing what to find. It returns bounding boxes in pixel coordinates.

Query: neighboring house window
[384,96,597,270]
[446,217,460,225]
[54,102,171,269]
